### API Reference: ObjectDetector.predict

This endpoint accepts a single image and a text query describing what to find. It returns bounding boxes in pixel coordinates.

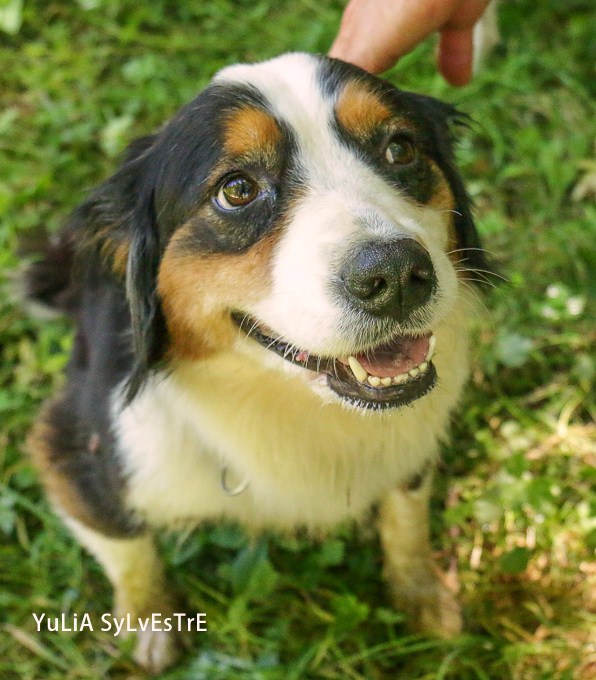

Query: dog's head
[76,53,489,411]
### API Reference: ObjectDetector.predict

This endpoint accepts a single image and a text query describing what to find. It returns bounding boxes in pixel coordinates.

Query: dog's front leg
[378,469,462,637]
[66,519,181,674]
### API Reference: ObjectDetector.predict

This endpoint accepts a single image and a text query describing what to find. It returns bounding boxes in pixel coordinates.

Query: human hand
[329,0,491,85]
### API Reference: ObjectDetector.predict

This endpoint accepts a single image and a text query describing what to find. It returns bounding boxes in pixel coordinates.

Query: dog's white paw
[133,628,181,675]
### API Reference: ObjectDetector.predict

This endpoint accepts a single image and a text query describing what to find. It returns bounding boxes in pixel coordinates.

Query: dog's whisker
[446,245,499,259]
[426,206,463,219]
[458,274,497,288]
[455,266,508,283]
[459,276,501,295]
[247,320,261,339]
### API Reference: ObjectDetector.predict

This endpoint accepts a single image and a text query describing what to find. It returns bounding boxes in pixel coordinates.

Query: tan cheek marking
[157,224,278,361]
[27,410,101,531]
[223,106,282,158]
[335,80,394,139]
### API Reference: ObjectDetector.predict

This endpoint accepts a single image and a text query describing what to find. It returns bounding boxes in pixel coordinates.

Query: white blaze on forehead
[214,53,331,152]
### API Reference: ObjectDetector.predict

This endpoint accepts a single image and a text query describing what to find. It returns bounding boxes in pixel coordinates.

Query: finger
[438,27,474,86]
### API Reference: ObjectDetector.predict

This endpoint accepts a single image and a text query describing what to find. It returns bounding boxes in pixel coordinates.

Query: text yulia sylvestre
[32,612,208,636]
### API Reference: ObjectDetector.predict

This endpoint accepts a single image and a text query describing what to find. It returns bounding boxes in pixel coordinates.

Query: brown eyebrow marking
[223,106,282,158]
[335,80,394,140]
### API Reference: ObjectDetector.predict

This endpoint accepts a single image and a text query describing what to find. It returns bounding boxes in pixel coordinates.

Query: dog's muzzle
[233,240,440,411]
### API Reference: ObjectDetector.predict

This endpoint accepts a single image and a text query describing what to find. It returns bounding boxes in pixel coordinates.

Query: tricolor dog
[26,53,490,673]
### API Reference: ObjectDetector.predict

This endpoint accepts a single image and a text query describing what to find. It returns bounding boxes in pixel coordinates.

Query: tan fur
[106,240,129,277]
[335,80,394,139]
[27,409,99,530]
[157,226,278,361]
[223,106,282,159]
[65,520,180,675]
[88,226,130,277]
[426,164,459,257]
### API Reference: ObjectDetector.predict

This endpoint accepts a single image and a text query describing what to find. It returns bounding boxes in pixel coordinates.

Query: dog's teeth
[426,335,436,362]
[348,356,368,383]
[347,336,435,389]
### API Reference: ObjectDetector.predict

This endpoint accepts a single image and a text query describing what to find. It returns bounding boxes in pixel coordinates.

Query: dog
[25,53,490,673]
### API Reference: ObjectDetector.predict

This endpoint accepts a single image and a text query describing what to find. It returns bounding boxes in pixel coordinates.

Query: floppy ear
[73,135,168,401]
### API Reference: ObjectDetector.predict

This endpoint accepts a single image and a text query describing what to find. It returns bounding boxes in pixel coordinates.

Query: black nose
[338,239,436,321]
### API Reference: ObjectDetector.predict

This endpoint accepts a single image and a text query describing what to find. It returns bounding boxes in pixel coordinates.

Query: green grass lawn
[1,1,594,678]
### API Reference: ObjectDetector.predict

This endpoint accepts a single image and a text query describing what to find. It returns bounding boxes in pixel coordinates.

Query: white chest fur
[114,311,470,533]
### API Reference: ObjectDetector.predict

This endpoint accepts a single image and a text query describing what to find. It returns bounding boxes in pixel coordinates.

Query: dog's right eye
[384,136,417,166]
[215,174,260,210]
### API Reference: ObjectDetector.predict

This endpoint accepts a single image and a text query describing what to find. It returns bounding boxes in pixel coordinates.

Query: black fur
[23,230,79,314]
[41,264,142,537]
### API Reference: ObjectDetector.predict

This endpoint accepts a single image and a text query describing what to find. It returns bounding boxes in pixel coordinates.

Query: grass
[1,0,594,678]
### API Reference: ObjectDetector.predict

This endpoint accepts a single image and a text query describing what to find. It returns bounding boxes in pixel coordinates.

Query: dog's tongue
[353,335,430,378]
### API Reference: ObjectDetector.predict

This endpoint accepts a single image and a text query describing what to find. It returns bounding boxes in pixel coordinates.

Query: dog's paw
[113,593,184,674]
[133,628,182,676]
[413,579,462,638]
[386,564,462,638]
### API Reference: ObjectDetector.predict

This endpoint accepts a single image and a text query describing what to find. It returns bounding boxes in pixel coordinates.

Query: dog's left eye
[216,174,260,210]
[384,137,417,166]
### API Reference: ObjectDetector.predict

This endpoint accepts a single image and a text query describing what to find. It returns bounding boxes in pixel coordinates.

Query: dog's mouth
[233,313,437,411]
